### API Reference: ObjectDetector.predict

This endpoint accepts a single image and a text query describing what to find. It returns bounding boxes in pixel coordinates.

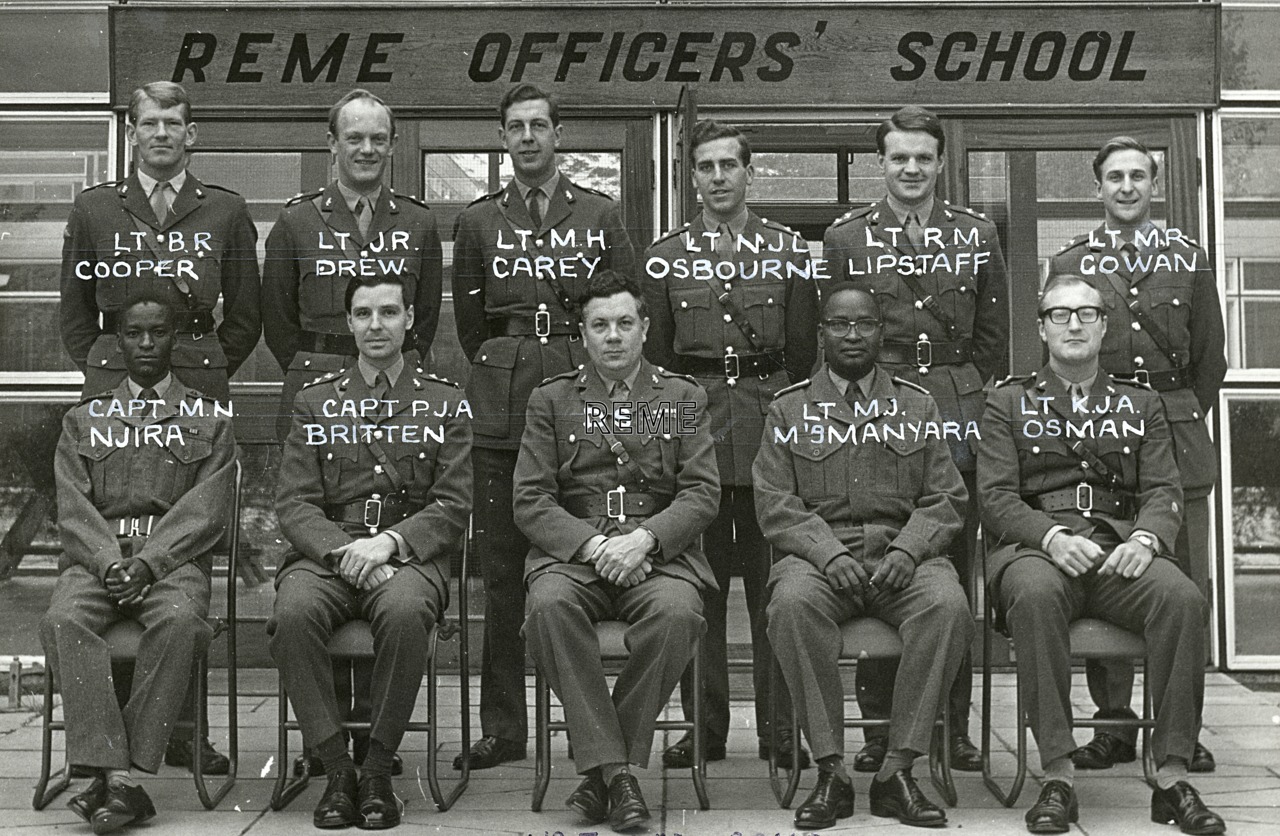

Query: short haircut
[820,282,878,318]
[1038,273,1105,314]
[128,81,192,125]
[328,89,396,140]
[499,83,559,127]
[689,120,751,167]
[1092,136,1158,181]
[345,274,409,313]
[876,105,945,156]
[116,291,177,331]
[577,270,648,321]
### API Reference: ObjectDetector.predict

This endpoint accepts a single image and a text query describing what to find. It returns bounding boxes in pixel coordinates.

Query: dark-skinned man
[759,284,972,830]
[978,274,1223,835]
[42,294,237,834]
[642,119,817,771]
[269,273,470,830]
[517,271,719,832]
[453,83,636,771]
[821,105,1008,773]
[1048,137,1224,774]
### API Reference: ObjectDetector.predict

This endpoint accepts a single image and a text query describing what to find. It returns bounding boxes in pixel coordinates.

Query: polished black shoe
[357,773,402,830]
[566,768,609,824]
[853,737,887,772]
[949,732,982,772]
[163,736,230,775]
[1190,742,1217,774]
[661,732,726,769]
[607,772,650,832]
[313,767,359,829]
[869,768,947,828]
[1071,732,1136,769]
[452,735,526,770]
[1024,780,1078,834]
[793,770,854,830]
[758,728,812,771]
[90,781,155,835]
[67,776,107,823]
[1151,781,1226,835]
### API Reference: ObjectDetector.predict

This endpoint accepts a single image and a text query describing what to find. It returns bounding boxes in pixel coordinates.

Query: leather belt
[564,491,671,520]
[489,314,579,340]
[1029,485,1135,519]
[111,515,161,538]
[878,338,972,368]
[103,310,214,338]
[1112,366,1191,392]
[677,351,784,380]
[325,492,424,532]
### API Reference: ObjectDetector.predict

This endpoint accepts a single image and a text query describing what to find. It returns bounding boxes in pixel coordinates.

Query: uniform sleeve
[752,399,849,571]
[977,386,1059,551]
[59,200,100,372]
[275,393,356,561]
[261,209,302,373]
[134,415,238,579]
[1189,248,1227,414]
[452,211,487,362]
[784,235,820,383]
[217,197,262,376]
[822,223,850,284]
[603,201,637,280]
[411,212,444,357]
[54,409,122,579]
[639,242,677,369]
[388,395,472,565]
[972,221,1010,382]
[888,395,966,564]
[1131,394,1185,549]
[638,383,720,561]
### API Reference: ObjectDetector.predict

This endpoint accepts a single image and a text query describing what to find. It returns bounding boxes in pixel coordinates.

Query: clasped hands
[1045,531,1153,579]
[581,529,656,588]
[823,548,916,604]
[105,558,155,607]
[331,533,399,590]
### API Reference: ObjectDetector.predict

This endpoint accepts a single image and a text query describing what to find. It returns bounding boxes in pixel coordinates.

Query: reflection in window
[750,152,837,202]
[1225,395,1280,660]
[1223,116,1280,368]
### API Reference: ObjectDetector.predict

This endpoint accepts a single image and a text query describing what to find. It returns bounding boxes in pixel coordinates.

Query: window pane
[424,152,489,203]
[1223,118,1280,200]
[1223,116,1280,370]
[1226,396,1280,659]
[847,153,883,204]
[1243,300,1280,368]
[1224,7,1280,92]
[750,152,837,202]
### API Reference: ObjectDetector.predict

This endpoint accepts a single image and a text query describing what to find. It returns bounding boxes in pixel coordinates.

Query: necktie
[150,181,172,227]
[715,223,734,260]
[527,189,543,229]
[844,382,864,411]
[905,211,925,251]
[356,197,373,239]
[1070,383,1085,411]
[138,387,158,403]
[371,371,390,402]
[611,379,630,403]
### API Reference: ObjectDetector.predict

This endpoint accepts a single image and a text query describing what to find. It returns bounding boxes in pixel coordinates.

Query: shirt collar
[336,180,382,215]
[598,361,642,395]
[1053,369,1101,397]
[137,167,187,198]
[885,193,933,227]
[127,373,174,400]
[826,365,876,399]
[514,171,560,202]
[357,354,405,388]
[701,206,749,237]
[1104,219,1160,252]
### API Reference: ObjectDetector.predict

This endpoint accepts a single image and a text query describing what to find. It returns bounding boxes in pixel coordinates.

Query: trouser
[767,556,972,761]
[998,553,1206,769]
[524,572,704,773]
[40,563,213,772]
[675,486,793,746]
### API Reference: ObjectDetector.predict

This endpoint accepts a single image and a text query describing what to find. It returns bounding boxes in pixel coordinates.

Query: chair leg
[192,655,236,810]
[690,637,709,811]
[766,659,802,809]
[930,701,957,807]
[32,666,70,810]
[981,620,1026,808]
[426,632,469,812]
[270,676,310,811]
[1141,657,1157,788]
[531,667,551,813]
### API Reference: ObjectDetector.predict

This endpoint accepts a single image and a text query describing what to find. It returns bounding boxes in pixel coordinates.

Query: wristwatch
[1129,532,1157,552]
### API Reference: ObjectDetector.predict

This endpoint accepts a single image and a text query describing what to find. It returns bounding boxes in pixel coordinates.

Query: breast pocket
[738,284,784,348]
[789,433,846,499]
[1145,285,1193,357]
[884,434,926,498]
[670,287,716,354]
[467,338,519,439]
[156,432,214,501]
[322,442,358,497]
[78,433,120,500]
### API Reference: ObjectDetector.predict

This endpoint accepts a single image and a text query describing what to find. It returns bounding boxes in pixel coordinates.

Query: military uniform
[977,368,1204,769]
[40,378,237,771]
[453,176,635,745]
[641,211,818,749]
[516,359,719,771]
[822,197,1008,744]
[757,365,972,762]
[60,172,261,402]
[268,360,471,754]
[262,183,443,439]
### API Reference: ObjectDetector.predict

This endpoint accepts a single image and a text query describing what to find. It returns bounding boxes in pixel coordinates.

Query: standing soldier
[821,105,1008,772]
[452,83,636,770]
[58,80,257,775]
[1048,137,1224,774]
[643,120,817,770]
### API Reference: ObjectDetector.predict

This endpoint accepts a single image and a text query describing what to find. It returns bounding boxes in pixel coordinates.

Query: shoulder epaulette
[201,182,242,196]
[773,378,812,399]
[82,181,119,193]
[650,223,691,247]
[302,369,345,389]
[655,366,698,385]
[393,191,431,210]
[537,369,580,387]
[183,388,217,402]
[78,388,117,404]
[422,371,458,388]
[994,373,1035,388]
[466,188,503,207]
[891,376,930,395]
[1057,233,1091,254]
[946,203,991,223]
[830,204,875,228]
[760,216,798,235]
[285,190,323,207]
[569,181,615,201]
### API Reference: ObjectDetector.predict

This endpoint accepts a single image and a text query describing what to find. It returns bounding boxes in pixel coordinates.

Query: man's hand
[1045,531,1105,578]
[359,563,398,590]
[579,534,609,566]
[617,560,654,589]
[333,533,397,588]
[1100,539,1154,579]
[594,529,653,586]
[105,558,155,607]
[823,553,870,604]
[869,549,915,593]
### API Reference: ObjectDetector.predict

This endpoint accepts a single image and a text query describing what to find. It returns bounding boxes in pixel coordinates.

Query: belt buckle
[606,486,627,523]
[724,348,740,383]
[363,494,383,531]
[1133,369,1150,386]
[534,308,552,339]
[915,337,933,368]
[1075,483,1094,513]
[191,329,204,341]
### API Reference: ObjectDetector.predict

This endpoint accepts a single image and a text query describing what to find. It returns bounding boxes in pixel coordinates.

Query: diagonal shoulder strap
[898,272,960,338]
[1099,269,1184,367]
[1038,389,1123,489]
[128,212,198,308]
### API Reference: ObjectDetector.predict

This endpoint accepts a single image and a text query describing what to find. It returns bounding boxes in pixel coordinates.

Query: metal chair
[767,616,957,809]
[532,621,710,812]
[35,460,242,811]
[270,519,471,812]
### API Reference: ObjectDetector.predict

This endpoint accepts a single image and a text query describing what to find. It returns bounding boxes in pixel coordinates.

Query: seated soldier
[517,271,719,833]
[41,294,237,834]
[758,284,973,830]
[269,274,471,830]
[978,274,1223,835]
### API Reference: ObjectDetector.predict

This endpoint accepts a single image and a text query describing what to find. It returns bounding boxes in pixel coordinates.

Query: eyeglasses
[1040,306,1104,325]
[822,318,882,338]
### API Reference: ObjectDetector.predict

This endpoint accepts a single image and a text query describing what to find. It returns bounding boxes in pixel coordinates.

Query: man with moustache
[517,271,718,831]
[978,274,1222,835]
[1048,137,1224,774]
[821,105,1008,773]
[270,273,471,830]
[759,284,972,830]
[42,294,237,834]
[453,83,636,770]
